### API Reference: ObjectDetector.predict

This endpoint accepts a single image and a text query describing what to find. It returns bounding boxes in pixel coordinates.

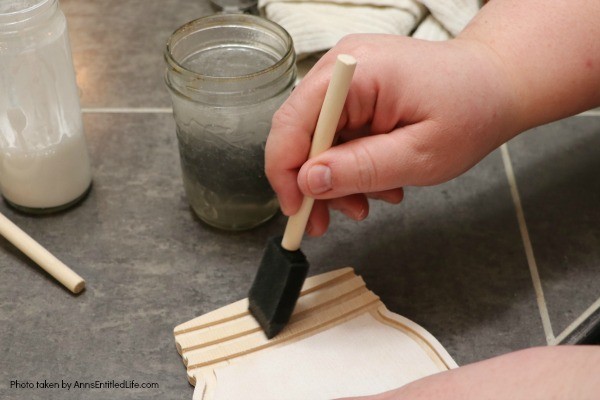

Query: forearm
[457,0,600,133]
[356,346,600,400]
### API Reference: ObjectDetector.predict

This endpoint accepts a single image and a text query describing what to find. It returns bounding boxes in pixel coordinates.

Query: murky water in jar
[174,46,286,230]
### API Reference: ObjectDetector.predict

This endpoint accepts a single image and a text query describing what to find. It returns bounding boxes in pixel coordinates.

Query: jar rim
[164,14,295,83]
[0,0,57,32]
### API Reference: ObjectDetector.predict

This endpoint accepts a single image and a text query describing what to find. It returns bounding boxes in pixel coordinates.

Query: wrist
[455,0,600,133]
[451,36,526,144]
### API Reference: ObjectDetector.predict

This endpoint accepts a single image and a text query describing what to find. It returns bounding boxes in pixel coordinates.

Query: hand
[336,346,600,400]
[265,34,520,236]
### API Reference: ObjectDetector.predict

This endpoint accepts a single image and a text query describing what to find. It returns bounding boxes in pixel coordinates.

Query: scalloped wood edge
[174,268,457,394]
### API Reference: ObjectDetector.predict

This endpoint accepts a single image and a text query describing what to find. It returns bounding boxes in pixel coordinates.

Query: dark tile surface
[0,113,287,399]
[303,149,545,365]
[0,111,544,399]
[62,0,214,108]
[0,114,192,400]
[2,0,597,398]
[507,116,600,337]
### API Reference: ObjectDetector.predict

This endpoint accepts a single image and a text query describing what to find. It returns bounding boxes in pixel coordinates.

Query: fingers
[326,190,403,224]
[305,191,403,236]
[304,196,365,237]
[329,194,369,221]
[297,122,437,199]
[306,200,329,237]
[265,97,320,216]
[367,188,404,204]
[265,58,338,216]
[266,42,379,215]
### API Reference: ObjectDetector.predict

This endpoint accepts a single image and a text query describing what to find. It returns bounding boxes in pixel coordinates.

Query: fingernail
[279,202,291,216]
[339,206,367,221]
[338,208,354,218]
[307,165,332,195]
[357,205,367,220]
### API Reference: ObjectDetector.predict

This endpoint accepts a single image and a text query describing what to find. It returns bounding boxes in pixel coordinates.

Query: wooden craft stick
[0,212,85,293]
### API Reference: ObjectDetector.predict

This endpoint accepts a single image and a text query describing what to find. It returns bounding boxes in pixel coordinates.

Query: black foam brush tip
[248,236,309,339]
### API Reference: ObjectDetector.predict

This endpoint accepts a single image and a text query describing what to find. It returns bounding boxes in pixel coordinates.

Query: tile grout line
[500,144,555,345]
[82,107,173,114]
[553,296,600,345]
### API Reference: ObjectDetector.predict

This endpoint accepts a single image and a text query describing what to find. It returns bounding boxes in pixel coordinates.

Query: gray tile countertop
[1,1,599,399]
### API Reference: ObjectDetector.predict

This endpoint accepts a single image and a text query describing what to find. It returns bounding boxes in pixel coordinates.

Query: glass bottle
[0,0,92,213]
[165,14,296,231]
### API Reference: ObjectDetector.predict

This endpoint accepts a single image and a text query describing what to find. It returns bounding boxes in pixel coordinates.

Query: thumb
[297,122,439,199]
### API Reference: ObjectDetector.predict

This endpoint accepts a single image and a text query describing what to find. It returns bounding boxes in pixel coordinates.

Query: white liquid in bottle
[0,134,91,209]
[0,0,92,211]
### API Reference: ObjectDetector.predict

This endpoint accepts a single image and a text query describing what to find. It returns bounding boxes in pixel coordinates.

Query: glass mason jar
[209,0,258,13]
[165,14,296,231]
[0,0,92,214]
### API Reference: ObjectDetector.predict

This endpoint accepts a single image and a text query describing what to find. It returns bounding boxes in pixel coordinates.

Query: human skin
[265,0,600,397]
[265,0,600,236]
[337,346,600,400]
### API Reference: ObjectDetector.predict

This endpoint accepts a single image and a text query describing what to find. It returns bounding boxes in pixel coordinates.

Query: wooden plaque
[174,268,457,400]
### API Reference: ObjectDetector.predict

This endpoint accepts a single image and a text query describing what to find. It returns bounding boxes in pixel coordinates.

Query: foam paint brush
[249,54,357,339]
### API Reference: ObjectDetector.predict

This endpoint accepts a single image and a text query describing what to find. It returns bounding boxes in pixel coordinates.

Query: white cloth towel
[258,0,481,57]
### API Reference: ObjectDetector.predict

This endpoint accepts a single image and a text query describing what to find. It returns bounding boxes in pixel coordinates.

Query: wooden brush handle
[281,54,357,251]
[0,212,85,293]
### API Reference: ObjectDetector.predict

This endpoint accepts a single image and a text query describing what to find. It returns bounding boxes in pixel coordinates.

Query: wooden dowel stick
[0,212,85,294]
[282,54,357,251]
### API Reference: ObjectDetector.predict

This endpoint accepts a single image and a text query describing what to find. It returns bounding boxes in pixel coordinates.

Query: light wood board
[174,268,457,400]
